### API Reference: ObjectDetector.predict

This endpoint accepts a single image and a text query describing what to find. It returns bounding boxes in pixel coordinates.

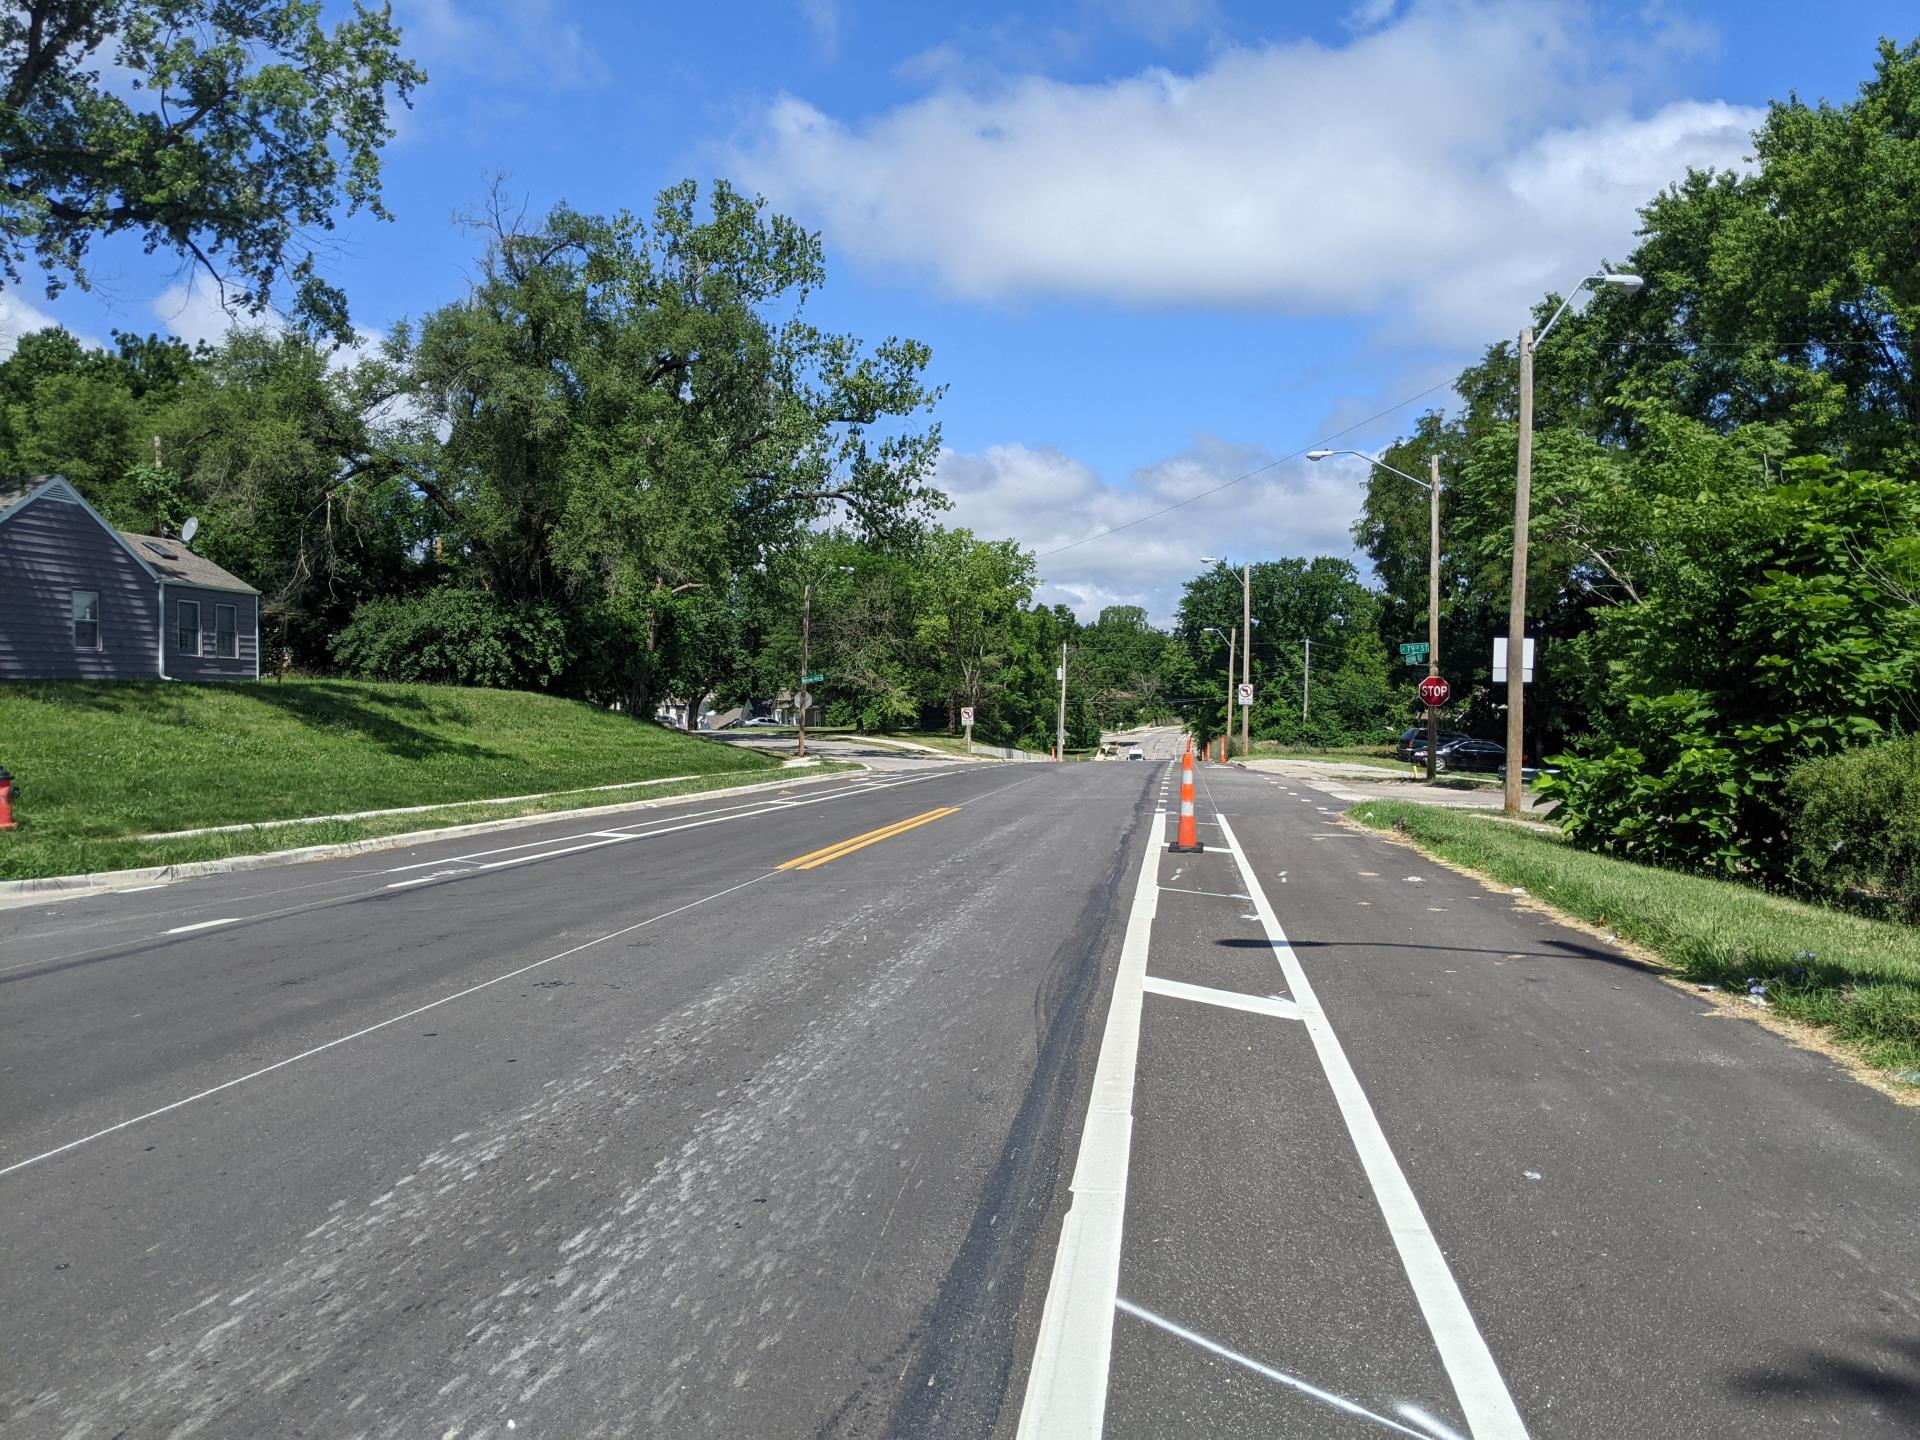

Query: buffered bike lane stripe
[1215,811,1528,1439]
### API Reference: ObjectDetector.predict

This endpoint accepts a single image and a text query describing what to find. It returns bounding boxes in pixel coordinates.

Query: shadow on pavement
[1211,934,1662,975]
[1725,1333,1920,1425]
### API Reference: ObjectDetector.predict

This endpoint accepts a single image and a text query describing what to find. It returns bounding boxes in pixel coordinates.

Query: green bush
[332,589,572,691]
[1537,693,1755,876]
[1785,734,1920,923]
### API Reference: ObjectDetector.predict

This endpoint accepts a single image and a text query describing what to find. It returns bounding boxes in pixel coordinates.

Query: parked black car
[1417,736,1506,773]
[1397,726,1469,762]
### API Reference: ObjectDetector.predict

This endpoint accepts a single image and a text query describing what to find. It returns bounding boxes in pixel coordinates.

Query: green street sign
[801,672,825,684]
[1398,642,1430,657]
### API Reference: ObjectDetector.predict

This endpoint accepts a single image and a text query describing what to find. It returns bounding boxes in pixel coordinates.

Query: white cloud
[1101,0,1220,46]
[937,436,1369,624]
[397,0,606,90]
[733,0,1760,346]
[797,0,843,59]
[151,275,388,371]
[0,289,99,358]
[151,276,255,349]
[1346,0,1401,30]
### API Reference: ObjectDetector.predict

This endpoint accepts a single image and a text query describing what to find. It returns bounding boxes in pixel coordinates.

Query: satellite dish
[180,516,200,545]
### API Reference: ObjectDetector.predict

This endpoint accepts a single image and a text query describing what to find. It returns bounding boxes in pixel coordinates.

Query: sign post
[960,705,975,754]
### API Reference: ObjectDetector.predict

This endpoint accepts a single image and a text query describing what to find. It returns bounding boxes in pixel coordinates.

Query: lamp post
[1202,624,1234,761]
[1504,267,1644,812]
[1309,447,1443,782]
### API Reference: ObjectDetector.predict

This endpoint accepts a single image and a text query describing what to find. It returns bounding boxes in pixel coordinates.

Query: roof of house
[116,531,257,593]
[0,476,257,593]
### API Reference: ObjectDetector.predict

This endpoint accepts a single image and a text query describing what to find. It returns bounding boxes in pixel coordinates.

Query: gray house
[0,476,260,681]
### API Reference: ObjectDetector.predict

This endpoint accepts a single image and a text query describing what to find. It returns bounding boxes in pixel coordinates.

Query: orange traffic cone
[1169,737,1204,852]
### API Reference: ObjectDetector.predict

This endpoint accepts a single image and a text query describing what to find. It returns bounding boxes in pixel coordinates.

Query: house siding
[0,491,159,680]
[165,584,259,680]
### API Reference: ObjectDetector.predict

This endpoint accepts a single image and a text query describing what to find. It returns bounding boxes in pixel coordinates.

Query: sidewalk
[1234,756,1551,813]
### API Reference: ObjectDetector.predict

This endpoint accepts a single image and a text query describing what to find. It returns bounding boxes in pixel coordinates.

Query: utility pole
[1504,327,1534,814]
[1055,639,1068,761]
[1427,451,1442,785]
[1302,637,1311,722]
[1240,561,1251,759]
[797,582,812,759]
[1224,626,1236,762]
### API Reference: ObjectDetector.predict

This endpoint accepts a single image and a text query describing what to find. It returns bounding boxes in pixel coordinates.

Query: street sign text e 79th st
[1398,641,1430,667]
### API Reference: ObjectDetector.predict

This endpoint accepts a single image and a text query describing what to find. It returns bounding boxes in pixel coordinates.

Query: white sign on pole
[960,706,975,726]
[1492,637,1536,683]
[1237,682,1254,705]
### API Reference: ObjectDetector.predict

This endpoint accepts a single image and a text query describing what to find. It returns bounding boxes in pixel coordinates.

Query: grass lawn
[1349,800,1920,1083]
[0,679,798,880]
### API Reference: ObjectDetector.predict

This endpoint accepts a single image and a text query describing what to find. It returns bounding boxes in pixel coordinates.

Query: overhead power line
[1034,377,1457,560]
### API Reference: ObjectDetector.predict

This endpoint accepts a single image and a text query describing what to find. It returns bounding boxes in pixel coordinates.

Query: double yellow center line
[777,807,961,872]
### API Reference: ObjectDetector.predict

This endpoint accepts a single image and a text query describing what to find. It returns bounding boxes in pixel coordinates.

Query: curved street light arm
[1536,268,1644,345]
[1306,447,1431,493]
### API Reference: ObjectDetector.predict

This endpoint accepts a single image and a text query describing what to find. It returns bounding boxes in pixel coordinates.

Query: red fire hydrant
[0,767,15,830]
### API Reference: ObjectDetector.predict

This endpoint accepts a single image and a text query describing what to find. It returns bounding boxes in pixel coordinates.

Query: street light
[1504,267,1643,812]
[1201,556,1253,757]
[1309,447,1444,782]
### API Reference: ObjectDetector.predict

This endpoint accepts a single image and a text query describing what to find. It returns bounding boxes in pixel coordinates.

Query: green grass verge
[0,679,796,879]
[1348,800,1920,1081]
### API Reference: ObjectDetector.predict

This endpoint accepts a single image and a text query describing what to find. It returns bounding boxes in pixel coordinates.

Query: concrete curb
[0,765,860,910]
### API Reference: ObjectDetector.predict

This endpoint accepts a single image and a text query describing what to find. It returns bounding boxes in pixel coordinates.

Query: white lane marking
[1156,885,1247,900]
[1216,814,1527,1438]
[1116,1298,1460,1440]
[0,872,774,1180]
[1142,974,1301,1021]
[119,884,168,893]
[162,918,240,935]
[1015,806,1162,1440]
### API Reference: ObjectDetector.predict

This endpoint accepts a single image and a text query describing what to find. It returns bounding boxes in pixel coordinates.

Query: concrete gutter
[0,765,856,910]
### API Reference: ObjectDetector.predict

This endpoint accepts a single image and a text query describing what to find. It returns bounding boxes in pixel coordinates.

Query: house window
[176,600,201,656]
[215,604,238,658]
[72,590,99,650]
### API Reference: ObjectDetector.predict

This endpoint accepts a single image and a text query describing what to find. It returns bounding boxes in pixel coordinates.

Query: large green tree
[1,1,424,339]
[399,184,946,716]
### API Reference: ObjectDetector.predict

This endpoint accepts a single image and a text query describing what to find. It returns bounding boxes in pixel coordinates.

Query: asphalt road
[4,742,1916,1437]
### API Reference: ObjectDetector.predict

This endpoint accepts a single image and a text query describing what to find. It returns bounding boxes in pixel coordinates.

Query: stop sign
[1419,675,1452,707]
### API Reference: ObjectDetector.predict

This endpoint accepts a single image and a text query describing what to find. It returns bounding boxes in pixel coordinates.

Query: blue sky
[7,0,1913,622]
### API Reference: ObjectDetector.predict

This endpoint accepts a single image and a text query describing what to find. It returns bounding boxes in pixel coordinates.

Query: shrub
[1784,734,1920,923]
[331,589,572,691]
